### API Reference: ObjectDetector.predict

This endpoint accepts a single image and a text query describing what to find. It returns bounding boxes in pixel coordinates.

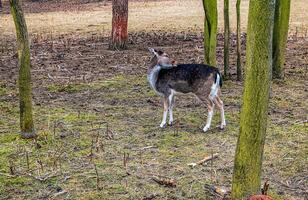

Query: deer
[147,48,226,132]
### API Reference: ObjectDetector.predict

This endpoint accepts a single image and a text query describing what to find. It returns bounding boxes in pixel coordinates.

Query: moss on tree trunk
[109,0,128,50]
[223,0,230,79]
[236,0,242,81]
[272,0,291,79]
[202,0,217,66]
[231,0,275,199]
[10,0,36,139]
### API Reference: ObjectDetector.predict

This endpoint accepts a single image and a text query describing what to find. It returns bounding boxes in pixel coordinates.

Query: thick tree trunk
[231,0,275,199]
[10,0,36,139]
[236,0,242,81]
[202,0,217,66]
[272,0,291,79]
[223,0,230,79]
[109,0,128,50]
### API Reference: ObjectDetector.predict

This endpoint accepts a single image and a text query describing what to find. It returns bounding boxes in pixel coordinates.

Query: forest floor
[0,0,307,200]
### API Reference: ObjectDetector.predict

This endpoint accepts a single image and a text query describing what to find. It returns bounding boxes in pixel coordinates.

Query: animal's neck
[148,56,158,74]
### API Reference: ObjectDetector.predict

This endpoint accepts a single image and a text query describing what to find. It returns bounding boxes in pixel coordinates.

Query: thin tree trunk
[223,0,230,79]
[272,0,291,79]
[109,0,128,50]
[231,0,275,199]
[10,0,36,139]
[202,0,217,66]
[236,0,242,81]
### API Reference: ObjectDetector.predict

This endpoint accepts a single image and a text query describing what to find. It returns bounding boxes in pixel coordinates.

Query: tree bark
[272,0,291,79]
[223,0,230,79]
[202,0,217,66]
[109,0,128,50]
[236,0,242,81]
[231,0,275,199]
[10,0,36,139]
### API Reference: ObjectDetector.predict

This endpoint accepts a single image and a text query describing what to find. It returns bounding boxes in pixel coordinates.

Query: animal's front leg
[160,97,169,128]
[168,91,175,126]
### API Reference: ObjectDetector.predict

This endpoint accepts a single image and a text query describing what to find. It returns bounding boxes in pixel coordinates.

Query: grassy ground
[0,0,307,199]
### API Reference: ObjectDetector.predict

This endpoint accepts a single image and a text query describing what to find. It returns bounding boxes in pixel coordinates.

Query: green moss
[231,0,275,198]
[272,0,291,79]
[203,0,218,66]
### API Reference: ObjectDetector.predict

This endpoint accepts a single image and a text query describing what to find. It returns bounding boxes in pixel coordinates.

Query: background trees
[10,0,36,139]
[202,0,217,66]
[272,0,291,79]
[236,0,242,81]
[231,0,275,198]
[223,0,230,79]
[109,0,128,50]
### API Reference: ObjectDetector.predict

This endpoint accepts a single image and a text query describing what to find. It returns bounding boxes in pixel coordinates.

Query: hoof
[160,123,166,128]
[168,121,173,126]
[203,126,210,132]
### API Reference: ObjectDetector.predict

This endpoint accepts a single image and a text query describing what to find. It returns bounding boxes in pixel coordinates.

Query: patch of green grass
[0,133,19,144]
[0,73,306,199]
[0,176,30,194]
[47,75,134,94]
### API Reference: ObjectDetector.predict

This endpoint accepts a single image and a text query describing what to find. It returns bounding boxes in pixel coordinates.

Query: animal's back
[156,64,222,94]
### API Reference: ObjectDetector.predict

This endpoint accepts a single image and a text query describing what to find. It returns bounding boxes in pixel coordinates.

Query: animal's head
[148,47,176,69]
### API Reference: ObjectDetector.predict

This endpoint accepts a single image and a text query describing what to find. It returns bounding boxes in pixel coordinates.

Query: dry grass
[0,0,307,199]
[0,0,307,39]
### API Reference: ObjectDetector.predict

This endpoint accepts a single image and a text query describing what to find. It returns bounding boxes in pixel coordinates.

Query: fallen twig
[188,153,219,168]
[152,176,176,187]
[204,184,228,199]
[52,190,67,198]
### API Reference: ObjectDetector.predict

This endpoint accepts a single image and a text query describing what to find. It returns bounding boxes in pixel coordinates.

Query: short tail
[214,71,223,88]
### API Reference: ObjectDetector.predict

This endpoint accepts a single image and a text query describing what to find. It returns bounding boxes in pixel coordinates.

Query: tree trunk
[0,0,3,9]
[223,0,230,79]
[109,0,128,50]
[231,0,275,199]
[10,0,36,139]
[236,0,242,81]
[272,0,291,79]
[202,0,217,66]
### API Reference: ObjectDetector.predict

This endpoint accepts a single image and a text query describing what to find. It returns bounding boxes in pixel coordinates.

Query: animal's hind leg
[168,90,175,125]
[214,96,226,129]
[160,97,169,128]
[198,95,215,132]
[203,99,214,132]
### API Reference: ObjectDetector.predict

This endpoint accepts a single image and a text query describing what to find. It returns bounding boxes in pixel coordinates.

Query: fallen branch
[152,176,176,187]
[204,183,228,198]
[52,190,67,198]
[188,153,219,168]
[26,171,60,182]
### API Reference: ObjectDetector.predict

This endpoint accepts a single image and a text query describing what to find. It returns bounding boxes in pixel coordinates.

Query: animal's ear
[148,47,158,56]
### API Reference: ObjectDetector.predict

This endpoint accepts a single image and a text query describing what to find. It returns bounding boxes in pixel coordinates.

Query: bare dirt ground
[0,0,307,199]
